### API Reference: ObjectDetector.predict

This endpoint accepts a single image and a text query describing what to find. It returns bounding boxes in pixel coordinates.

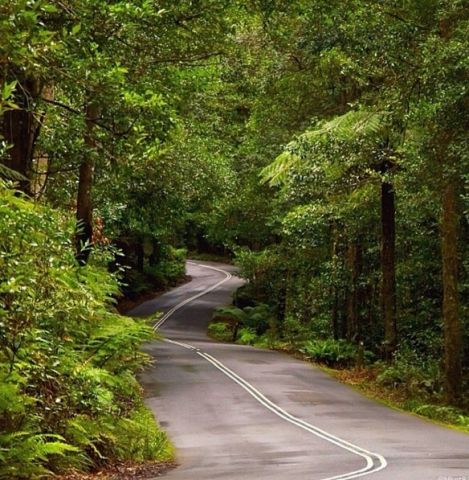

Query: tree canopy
[1,0,468,476]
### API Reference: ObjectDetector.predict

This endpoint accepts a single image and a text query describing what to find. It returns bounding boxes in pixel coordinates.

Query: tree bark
[441,179,462,404]
[149,238,161,267]
[381,180,397,359]
[331,223,340,340]
[346,241,361,342]
[2,78,41,193]
[76,102,99,265]
[438,1,463,407]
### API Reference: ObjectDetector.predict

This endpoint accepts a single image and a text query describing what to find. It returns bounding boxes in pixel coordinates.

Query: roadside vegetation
[1,0,468,476]
[209,301,469,432]
[203,1,469,427]
[0,184,172,478]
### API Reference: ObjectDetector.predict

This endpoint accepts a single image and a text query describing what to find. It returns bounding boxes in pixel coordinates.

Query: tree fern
[0,162,28,182]
[305,110,386,141]
[261,109,387,186]
[260,150,301,187]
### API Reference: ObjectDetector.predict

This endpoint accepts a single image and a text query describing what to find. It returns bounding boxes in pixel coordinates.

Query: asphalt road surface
[130,261,469,480]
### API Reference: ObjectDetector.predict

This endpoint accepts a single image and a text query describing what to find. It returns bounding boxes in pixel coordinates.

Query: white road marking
[153,261,231,330]
[155,261,388,480]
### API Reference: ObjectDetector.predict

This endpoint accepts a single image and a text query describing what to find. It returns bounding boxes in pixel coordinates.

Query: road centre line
[155,261,388,480]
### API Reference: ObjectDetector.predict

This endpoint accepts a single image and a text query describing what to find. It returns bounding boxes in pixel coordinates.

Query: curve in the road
[154,261,387,480]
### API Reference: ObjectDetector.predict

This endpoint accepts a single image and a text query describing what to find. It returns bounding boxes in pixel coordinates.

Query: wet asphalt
[130,261,469,480]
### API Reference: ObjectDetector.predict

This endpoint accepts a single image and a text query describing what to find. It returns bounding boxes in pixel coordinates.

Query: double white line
[156,261,387,480]
[153,261,232,330]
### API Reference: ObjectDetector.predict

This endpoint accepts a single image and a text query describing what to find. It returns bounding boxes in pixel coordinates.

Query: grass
[326,366,469,433]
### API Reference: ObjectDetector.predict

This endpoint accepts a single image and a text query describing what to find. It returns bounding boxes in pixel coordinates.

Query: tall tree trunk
[381,180,397,359]
[441,178,462,405]
[76,102,99,265]
[346,241,361,342]
[330,223,340,340]
[438,4,462,407]
[149,238,161,267]
[2,78,40,193]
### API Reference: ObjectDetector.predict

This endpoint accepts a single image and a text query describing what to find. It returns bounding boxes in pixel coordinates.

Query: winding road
[130,261,469,480]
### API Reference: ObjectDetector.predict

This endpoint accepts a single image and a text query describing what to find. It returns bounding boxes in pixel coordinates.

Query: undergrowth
[0,184,172,478]
[209,295,469,433]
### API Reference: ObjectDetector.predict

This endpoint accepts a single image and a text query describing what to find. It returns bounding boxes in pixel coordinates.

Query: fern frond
[260,151,301,186]
[260,109,387,186]
[0,161,28,182]
[304,110,386,141]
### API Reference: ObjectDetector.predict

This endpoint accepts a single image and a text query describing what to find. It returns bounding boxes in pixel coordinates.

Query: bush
[144,246,187,289]
[233,284,257,309]
[212,306,247,325]
[211,303,274,340]
[282,315,311,346]
[237,328,258,345]
[207,322,233,342]
[376,347,441,396]
[301,339,363,367]
[66,406,172,465]
[243,304,273,335]
[234,246,286,306]
[0,184,171,477]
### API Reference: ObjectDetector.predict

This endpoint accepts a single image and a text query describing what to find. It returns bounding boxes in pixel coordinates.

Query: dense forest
[1,0,468,477]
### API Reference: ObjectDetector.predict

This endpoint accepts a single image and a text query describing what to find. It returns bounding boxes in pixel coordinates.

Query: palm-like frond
[260,150,301,186]
[261,109,387,186]
[304,110,386,141]
[0,162,28,182]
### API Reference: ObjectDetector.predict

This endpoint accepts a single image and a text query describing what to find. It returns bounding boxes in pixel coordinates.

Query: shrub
[301,339,362,367]
[66,406,172,465]
[144,246,187,289]
[212,303,274,337]
[0,184,171,477]
[234,246,286,306]
[233,284,257,309]
[282,316,311,346]
[237,328,258,345]
[376,347,441,396]
[207,322,233,342]
[243,304,274,335]
[212,306,247,325]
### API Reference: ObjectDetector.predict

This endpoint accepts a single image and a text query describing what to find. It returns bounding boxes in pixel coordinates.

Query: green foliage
[213,302,274,337]
[207,322,233,342]
[143,247,187,289]
[234,247,287,311]
[376,348,441,397]
[66,406,172,465]
[212,305,247,324]
[2,0,469,462]
[403,401,469,431]
[260,110,387,187]
[243,304,274,335]
[301,339,365,368]
[236,328,258,346]
[0,432,79,479]
[121,245,187,298]
[0,184,170,476]
[221,0,469,408]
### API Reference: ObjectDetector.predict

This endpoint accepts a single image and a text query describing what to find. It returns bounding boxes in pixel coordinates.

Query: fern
[261,109,387,186]
[212,305,247,323]
[304,110,386,141]
[0,432,79,478]
[0,162,28,182]
[260,150,301,186]
[0,183,168,476]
